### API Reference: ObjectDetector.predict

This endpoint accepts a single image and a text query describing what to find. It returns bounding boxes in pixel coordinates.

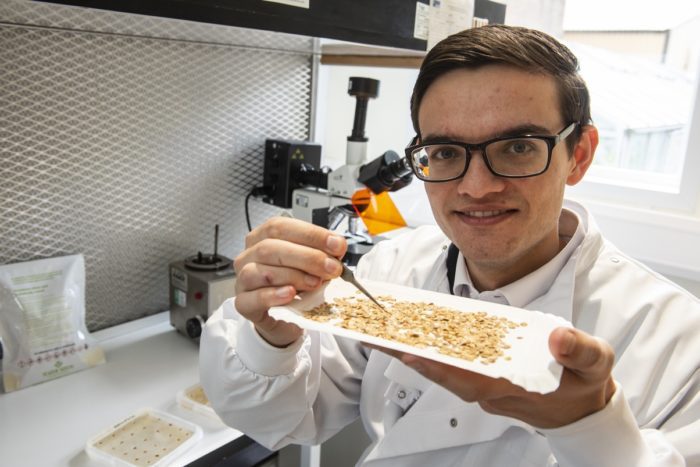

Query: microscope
[260,77,413,265]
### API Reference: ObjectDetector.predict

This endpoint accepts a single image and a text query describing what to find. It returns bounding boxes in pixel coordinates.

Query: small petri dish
[85,408,202,466]
[176,383,222,422]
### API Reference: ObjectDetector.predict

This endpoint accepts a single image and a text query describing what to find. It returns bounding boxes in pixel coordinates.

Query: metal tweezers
[340,264,389,313]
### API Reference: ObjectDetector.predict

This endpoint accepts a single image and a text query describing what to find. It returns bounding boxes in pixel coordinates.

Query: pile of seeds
[302,294,526,364]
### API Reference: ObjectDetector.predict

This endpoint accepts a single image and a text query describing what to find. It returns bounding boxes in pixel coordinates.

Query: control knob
[186,315,205,339]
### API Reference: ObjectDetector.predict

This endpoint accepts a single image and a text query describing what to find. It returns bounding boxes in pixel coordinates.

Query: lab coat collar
[563,199,605,276]
[525,200,605,323]
[501,207,584,308]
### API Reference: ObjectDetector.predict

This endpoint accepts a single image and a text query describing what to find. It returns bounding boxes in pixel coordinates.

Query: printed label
[174,288,187,307]
[414,2,430,40]
[171,267,187,290]
[428,0,474,49]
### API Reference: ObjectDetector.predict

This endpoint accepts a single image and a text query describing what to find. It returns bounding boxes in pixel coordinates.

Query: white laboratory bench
[0,311,265,466]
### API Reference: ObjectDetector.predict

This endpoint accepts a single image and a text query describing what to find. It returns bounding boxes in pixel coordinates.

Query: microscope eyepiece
[358,150,413,194]
[348,77,379,98]
[347,77,380,142]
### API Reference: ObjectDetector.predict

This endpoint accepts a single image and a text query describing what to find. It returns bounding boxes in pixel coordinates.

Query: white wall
[504,0,565,36]
[667,16,700,73]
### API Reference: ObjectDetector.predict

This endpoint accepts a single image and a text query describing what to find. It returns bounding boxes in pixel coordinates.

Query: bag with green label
[0,254,105,392]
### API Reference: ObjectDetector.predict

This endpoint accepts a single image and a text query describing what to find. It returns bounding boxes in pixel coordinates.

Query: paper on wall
[428,0,475,49]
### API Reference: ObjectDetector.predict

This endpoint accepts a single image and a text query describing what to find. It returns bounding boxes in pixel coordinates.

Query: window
[562,0,700,211]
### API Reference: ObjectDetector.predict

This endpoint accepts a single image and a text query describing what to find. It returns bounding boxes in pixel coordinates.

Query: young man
[200,25,699,466]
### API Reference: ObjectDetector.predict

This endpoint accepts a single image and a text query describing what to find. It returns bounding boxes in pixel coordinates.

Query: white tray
[269,278,572,394]
[85,407,202,467]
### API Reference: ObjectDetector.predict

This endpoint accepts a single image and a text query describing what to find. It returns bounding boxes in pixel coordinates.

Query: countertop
[0,311,244,466]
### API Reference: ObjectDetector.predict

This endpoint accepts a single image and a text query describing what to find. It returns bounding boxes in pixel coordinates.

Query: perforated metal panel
[0,0,315,330]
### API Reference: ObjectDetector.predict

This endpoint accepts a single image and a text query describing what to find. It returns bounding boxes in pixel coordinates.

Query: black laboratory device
[262,140,323,209]
[347,76,379,144]
[357,149,413,194]
[261,77,412,211]
[259,77,412,264]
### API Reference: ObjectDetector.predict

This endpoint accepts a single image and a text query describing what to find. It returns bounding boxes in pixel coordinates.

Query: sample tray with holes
[85,408,202,467]
[176,383,222,422]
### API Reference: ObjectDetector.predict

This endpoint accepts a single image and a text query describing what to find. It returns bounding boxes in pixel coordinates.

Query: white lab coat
[200,200,700,466]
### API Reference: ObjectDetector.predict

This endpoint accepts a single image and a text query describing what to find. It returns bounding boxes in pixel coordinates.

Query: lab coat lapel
[526,203,605,325]
[526,259,575,324]
[363,359,531,463]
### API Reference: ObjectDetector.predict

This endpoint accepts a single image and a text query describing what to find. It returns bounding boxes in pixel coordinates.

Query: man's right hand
[233,217,347,348]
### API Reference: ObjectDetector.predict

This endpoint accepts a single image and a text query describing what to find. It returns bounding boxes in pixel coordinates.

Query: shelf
[320,42,425,69]
[38,0,429,51]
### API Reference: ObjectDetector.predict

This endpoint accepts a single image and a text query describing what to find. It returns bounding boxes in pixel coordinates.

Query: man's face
[418,65,578,288]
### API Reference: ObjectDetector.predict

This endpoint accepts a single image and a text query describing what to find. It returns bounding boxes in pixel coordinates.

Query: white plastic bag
[0,254,105,392]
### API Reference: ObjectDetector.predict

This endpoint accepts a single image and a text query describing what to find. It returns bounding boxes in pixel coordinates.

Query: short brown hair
[410,25,590,153]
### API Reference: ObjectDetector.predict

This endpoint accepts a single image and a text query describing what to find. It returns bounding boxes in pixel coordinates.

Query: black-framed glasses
[405,122,578,182]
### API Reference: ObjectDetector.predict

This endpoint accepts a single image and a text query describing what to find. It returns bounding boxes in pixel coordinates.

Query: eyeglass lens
[411,137,550,180]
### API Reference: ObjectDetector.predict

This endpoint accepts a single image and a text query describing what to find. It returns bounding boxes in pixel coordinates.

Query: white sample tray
[85,407,202,466]
[269,278,572,394]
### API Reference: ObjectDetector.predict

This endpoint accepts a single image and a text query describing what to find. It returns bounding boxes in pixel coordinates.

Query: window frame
[567,65,700,213]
